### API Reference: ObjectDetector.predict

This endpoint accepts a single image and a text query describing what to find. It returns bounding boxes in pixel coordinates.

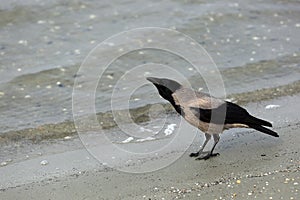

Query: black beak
[146,77,161,85]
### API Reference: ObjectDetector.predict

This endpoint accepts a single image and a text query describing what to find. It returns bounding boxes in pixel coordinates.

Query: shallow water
[0,0,299,136]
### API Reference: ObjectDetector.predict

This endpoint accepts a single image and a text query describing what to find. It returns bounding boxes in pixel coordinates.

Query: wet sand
[1,0,300,133]
[1,94,299,199]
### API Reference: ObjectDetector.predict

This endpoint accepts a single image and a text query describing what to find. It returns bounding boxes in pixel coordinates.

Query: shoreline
[1,79,300,144]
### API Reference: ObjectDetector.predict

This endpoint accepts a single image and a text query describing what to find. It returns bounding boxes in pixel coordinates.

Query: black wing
[190,101,272,127]
[190,101,247,124]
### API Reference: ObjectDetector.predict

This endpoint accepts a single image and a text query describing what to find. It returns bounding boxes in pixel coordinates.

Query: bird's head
[147,77,183,114]
[146,77,182,102]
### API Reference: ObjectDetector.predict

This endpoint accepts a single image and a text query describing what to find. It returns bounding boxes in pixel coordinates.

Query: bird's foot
[190,152,199,157]
[190,151,209,157]
[195,153,220,160]
[189,152,200,157]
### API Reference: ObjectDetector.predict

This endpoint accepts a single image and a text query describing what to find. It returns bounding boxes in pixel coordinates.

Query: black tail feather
[248,124,279,137]
[245,115,272,127]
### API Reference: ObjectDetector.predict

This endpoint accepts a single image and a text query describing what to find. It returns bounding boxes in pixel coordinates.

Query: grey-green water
[0,0,299,138]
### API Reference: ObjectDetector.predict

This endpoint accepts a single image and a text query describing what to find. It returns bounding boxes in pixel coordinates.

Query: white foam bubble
[164,124,177,136]
[121,137,134,144]
[136,137,155,142]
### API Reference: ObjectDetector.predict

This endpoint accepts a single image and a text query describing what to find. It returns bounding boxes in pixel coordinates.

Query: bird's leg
[190,133,211,157]
[196,134,220,160]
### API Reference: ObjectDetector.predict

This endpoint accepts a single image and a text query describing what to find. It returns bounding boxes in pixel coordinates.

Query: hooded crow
[147,77,279,160]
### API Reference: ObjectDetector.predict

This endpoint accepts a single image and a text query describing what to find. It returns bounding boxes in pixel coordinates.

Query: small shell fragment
[265,104,280,109]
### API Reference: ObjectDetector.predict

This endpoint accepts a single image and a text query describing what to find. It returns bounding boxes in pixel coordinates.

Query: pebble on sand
[40,160,49,166]
[265,104,280,109]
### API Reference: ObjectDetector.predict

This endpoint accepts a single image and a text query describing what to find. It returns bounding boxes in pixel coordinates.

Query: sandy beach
[1,94,299,200]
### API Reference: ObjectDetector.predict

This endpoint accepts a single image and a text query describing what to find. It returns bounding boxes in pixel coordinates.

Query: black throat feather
[154,84,182,115]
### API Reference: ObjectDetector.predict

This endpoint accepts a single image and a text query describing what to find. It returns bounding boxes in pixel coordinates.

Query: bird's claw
[195,153,220,160]
[189,152,200,157]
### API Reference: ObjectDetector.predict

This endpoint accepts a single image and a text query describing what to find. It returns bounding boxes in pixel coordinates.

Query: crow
[147,77,279,160]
